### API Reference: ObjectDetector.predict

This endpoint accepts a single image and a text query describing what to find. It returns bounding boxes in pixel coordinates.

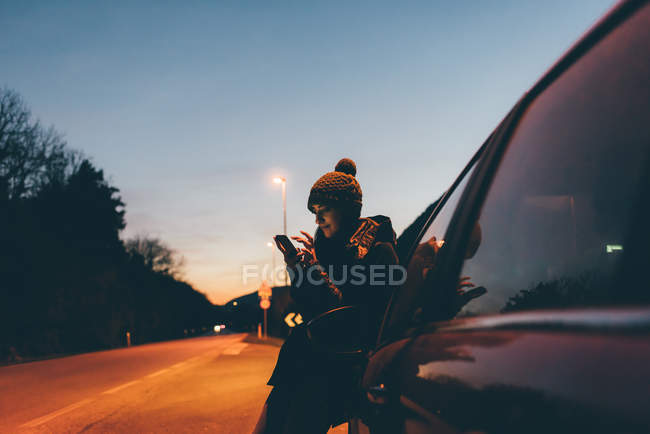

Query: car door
[361,1,650,433]
[353,146,485,434]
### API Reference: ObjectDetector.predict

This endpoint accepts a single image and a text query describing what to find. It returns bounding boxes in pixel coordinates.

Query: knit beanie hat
[308,158,362,217]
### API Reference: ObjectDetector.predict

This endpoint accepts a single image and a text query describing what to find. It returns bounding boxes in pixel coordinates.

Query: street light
[273,176,287,284]
[273,176,287,236]
[267,241,276,285]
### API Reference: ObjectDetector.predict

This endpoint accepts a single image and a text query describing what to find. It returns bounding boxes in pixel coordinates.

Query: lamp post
[261,238,274,339]
[273,177,287,236]
[267,242,276,285]
[273,176,288,284]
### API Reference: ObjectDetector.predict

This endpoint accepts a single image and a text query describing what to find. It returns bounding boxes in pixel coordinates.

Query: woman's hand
[276,238,300,268]
[276,230,316,268]
[292,230,316,266]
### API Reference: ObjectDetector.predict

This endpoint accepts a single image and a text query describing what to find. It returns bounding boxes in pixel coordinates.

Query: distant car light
[214,325,221,332]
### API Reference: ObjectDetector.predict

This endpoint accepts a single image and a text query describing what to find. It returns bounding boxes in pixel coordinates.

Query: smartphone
[274,235,298,257]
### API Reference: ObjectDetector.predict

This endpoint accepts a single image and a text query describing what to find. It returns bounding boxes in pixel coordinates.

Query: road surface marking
[171,361,188,369]
[222,343,248,355]
[147,368,171,378]
[21,398,93,428]
[102,380,141,394]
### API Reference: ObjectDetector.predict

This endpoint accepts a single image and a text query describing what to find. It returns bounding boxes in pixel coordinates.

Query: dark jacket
[268,215,399,387]
[292,215,398,334]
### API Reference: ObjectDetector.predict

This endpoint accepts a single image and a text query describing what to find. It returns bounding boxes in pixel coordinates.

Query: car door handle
[366,384,389,405]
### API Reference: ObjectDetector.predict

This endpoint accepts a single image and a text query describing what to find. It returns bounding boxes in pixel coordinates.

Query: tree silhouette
[0,88,72,200]
[501,270,614,313]
[125,235,185,277]
[0,88,218,363]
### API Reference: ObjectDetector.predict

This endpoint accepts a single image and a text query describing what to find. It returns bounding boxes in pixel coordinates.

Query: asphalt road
[0,333,348,433]
[0,333,274,433]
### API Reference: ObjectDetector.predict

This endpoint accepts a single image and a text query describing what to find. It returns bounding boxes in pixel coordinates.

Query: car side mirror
[306,306,365,355]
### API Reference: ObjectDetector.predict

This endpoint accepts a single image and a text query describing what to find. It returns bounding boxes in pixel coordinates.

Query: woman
[253,158,399,434]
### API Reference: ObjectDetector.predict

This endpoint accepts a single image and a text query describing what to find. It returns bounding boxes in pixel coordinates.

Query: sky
[1,0,615,304]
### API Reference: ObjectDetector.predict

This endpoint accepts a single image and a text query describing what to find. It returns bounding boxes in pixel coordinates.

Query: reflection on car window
[458,5,650,317]
[385,162,476,334]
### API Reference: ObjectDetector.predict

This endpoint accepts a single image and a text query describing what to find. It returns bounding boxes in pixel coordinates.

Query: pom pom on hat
[335,158,356,177]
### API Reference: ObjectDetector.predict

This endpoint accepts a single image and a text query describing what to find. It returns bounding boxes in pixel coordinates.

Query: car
[308,0,650,432]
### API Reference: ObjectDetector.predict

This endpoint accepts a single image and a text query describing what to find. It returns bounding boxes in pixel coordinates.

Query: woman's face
[312,204,342,238]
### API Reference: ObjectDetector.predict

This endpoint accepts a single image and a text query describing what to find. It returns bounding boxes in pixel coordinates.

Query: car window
[456,3,650,317]
[383,160,477,336]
